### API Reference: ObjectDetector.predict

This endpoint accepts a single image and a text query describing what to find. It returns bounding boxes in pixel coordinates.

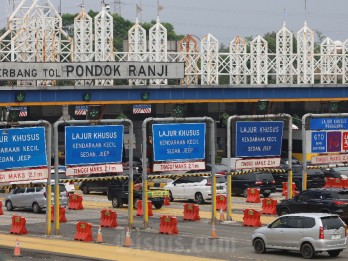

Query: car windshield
[254,172,274,181]
[321,216,344,230]
[207,176,226,183]
[45,184,66,192]
[333,167,348,173]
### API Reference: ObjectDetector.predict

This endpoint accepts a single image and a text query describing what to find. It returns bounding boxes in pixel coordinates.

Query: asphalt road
[0,192,347,261]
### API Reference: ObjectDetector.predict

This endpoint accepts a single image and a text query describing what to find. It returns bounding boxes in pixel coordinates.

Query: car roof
[281,213,339,218]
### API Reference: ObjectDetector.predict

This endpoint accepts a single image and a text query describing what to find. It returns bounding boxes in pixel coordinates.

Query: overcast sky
[1,0,348,44]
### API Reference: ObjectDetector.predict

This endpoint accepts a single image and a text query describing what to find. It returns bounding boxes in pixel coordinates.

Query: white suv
[164,175,226,204]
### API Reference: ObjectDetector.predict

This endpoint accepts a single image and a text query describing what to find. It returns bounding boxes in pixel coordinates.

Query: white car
[164,174,227,204]
[51,166,75,194]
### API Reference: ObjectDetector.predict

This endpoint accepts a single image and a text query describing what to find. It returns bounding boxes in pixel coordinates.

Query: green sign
[15,92,26,102]
[82,93,92,102]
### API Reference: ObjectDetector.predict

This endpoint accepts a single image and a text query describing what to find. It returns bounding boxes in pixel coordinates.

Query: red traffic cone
[96,225,103,243]
[14,238,21,257]
[123,227,132,247]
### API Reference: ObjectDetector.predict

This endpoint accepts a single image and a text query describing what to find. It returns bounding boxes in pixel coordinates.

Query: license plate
[217,186,223,190]
[331,234,341,240]
[264,190,271,193]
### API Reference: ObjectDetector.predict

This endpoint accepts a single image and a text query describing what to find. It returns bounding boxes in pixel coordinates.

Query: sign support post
[227,114,292,220]
[142,117,215,228]
[0,121,51,235]
[301,113,348,190]
[53,119,134,235]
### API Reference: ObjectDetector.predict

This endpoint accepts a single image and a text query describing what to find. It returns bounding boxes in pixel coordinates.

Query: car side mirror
[173,183,176,186]
[267,224,272,228]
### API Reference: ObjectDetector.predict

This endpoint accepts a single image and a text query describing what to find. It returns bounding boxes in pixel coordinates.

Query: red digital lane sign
[343,132,348,151]
[327,131,341,152]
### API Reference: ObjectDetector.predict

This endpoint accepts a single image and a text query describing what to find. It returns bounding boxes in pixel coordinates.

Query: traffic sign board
[310,117,348,130]
[0,127,47,170]
[152,123,206,161]
[65,125,124,166]
[311,131,327,153]
[235,121,284,157]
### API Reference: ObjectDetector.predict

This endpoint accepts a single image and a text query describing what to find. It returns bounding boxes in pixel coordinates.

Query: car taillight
[66,191,69,197]
[271,180,275,184]
[334,201,348,206]
[216,171,226,175]
[43,192,46,198]
[255,181,263,185]
[319,226,325,239]
[69,181,74,185]
[206,182,211,186]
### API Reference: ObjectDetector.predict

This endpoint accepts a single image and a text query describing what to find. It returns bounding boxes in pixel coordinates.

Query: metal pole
[0,121,52,235]
[44,121,52,236]
[209,117,217,223]
[142,117,215,227]
[53,121,62,235]
[53,119,132,234]
[226,116,234,221]
[142,118,152,229]
[127,120,134,228]
[301,113,348,191]
[287,116,293,199]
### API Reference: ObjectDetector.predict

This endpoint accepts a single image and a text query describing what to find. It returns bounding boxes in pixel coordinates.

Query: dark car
[273,163,325,191]
[79,159,142,194]
[107,174,165,209]
[232,171,276,198]
[276,188,348,222]
[322,167,348,179]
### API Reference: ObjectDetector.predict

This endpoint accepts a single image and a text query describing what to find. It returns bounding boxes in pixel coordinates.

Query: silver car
[5,184,69,214]
[252,213,347,259]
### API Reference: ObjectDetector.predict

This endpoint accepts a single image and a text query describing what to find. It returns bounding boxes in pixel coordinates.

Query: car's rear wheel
[301,243,315,259]
[5,200,13,211]
[112,197,121,208]
[253,238,266,254]
[194,192,204,204]
[328,250,342,257]
[81,185,89,194]
[153,202,163,209]
[32,202,41,214]
[279,207,291,216]
[262,193,270,198]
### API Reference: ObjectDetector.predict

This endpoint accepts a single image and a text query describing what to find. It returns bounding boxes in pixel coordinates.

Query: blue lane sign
[311,131,327,153]
[65,125,124,166]
[236,121,284,157]
[0,127,47,170]
[310,118,348,130]
[152,123,206,161]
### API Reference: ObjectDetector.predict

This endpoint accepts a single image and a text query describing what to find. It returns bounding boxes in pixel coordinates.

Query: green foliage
[264,31,277,53]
